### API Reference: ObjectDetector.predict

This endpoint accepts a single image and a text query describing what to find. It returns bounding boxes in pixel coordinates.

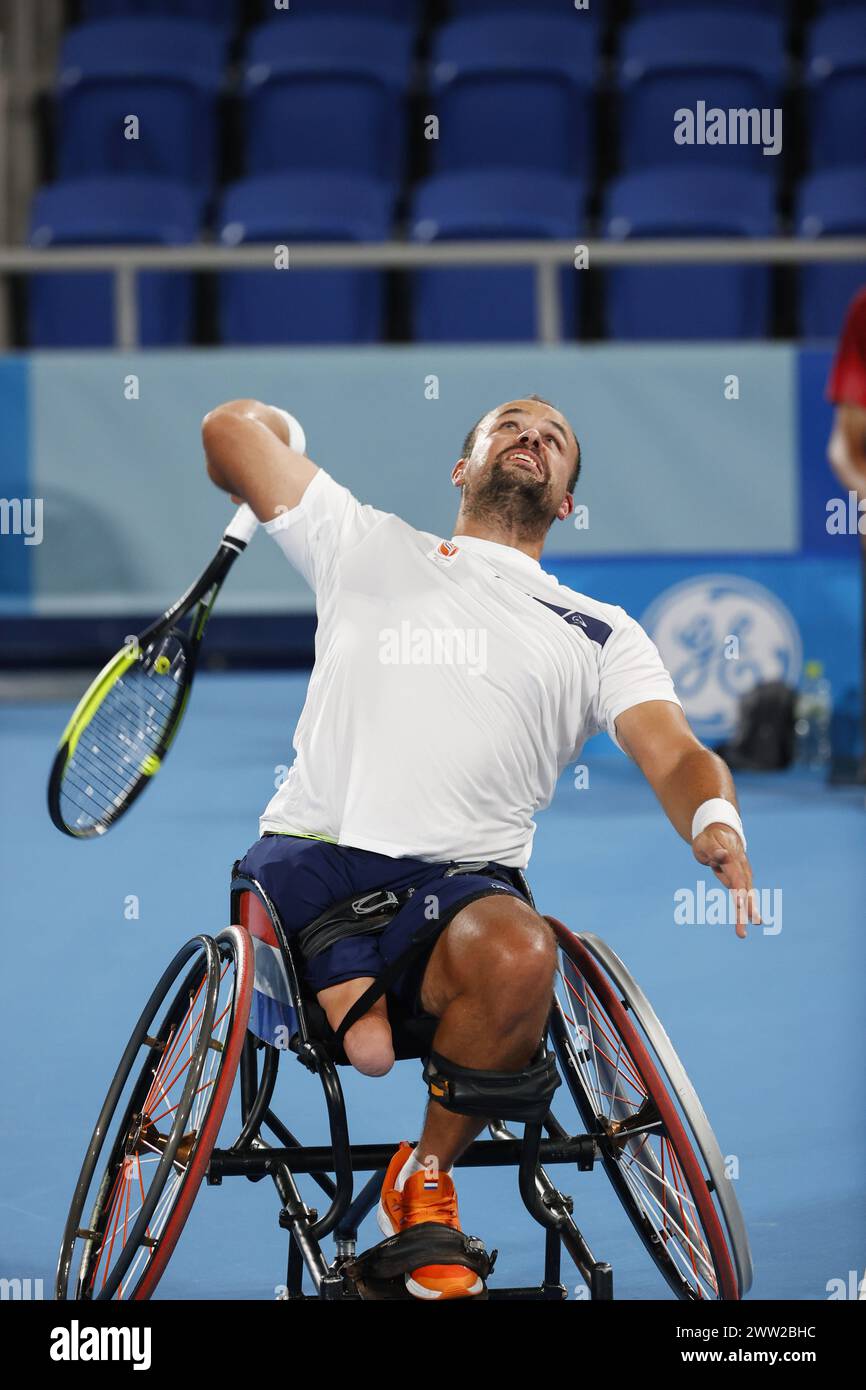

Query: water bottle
[794,661,833,770]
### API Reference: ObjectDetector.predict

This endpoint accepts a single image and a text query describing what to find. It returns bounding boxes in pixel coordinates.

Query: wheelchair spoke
[154,974,233,1117]
[607,1036,626,1122]
[149,1076,216,1128]
[569,972,646,1094]
[618,1148,717,1297]
[614,1111,717,1295]
[557,971,646,1126]
[118,1170,183,1297]
[624,1148,698,1211]
[148,982,209,1102]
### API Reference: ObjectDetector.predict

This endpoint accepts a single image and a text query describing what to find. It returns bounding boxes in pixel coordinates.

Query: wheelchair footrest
[341,1223,497,1301]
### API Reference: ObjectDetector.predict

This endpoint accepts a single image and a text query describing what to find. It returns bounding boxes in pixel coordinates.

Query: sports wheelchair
[56,865,753,1301]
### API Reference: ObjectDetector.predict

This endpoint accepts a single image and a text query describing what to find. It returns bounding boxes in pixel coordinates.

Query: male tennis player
[203,394,759,1300]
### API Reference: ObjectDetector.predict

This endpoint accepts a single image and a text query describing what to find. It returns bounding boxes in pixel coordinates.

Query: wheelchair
[56,865,753,1302]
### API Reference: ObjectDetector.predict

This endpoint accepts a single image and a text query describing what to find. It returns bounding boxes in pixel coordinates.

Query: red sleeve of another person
[827,287,866,408]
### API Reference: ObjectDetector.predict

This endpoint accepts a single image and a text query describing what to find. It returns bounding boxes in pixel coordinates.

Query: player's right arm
[202,398,318,522]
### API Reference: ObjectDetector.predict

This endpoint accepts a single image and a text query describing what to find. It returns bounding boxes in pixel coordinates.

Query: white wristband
[691,798,747,853]
[273,408,306,456]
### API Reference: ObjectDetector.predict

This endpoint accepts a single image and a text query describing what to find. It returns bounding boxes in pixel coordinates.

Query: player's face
[458,400,577,529]
[481,401,574,488]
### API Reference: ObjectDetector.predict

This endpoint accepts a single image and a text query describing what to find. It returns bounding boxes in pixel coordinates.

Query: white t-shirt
[260,469,682,868]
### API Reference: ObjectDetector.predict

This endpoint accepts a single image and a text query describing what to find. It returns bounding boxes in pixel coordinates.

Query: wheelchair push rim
[56,926,252,1301]
[546,918,748,1301]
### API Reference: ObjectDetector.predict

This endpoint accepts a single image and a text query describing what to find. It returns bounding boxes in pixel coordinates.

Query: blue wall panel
[0,359,32,601]
[25,344,797,612]
[550,553,859,749]
[0,343,859,744]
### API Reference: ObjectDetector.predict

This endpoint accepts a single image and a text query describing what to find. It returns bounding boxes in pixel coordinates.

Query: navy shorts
[236,835,530,1016]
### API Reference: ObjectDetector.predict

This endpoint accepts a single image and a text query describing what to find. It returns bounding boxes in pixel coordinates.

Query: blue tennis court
[2,672,863,1300]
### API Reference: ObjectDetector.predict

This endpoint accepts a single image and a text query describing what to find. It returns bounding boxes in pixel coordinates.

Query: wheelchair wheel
[56,926,253,1300]
[546,918,752,1301]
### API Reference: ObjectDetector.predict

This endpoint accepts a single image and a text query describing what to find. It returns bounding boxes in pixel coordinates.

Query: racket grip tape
[223,503,259,547]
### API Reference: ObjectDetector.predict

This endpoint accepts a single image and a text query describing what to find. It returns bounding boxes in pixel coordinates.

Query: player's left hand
[691,824,760,940]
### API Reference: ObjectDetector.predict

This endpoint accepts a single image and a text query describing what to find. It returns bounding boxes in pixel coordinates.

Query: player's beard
[461,453,558,540]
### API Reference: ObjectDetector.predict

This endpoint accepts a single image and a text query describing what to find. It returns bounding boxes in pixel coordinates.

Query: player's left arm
[615,699,760,939]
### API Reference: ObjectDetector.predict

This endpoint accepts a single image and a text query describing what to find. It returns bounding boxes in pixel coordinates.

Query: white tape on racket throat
[223,503,259,547]
[691,798,747,853]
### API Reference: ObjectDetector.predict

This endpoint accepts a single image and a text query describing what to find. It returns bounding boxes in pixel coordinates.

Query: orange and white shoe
[377,1140,414,1239]
[377,1142,483,1300]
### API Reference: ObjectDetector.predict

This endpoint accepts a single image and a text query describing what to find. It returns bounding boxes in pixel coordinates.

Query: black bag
[715,680,796,771]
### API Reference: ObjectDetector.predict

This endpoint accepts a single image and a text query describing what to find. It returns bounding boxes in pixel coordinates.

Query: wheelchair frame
[209,869,616,1301]
[57,864,752,1302]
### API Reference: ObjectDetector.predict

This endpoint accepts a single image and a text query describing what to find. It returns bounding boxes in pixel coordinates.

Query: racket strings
[59,655,188,833]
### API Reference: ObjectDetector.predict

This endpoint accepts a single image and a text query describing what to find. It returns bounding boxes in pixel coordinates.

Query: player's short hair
[461,395,582,491]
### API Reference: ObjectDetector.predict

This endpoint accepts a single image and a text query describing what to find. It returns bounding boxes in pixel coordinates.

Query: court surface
[1,671,864,1300]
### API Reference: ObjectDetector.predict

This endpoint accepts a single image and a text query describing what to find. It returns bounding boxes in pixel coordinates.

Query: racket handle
[223,503,259,548]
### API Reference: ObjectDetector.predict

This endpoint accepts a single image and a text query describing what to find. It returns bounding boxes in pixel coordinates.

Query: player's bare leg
[415,896,558,1170]
[317,977,395,1077]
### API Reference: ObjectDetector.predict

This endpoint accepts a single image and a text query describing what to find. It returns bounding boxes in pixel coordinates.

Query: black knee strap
[343,1223,496,1290]
[423,1045,561,1124]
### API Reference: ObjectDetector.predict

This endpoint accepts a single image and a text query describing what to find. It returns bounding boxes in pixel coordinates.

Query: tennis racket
[48,504,259,838]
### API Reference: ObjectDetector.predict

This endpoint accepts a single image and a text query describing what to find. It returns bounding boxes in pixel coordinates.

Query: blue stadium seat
[409,171,584,342]
[81,0,240,24]
[797,168,866,338]
[806,14,866,171]
[630,0,788,13]
[28,177,202,348]
[243,19,413,181]
[618,12,786,172]
[603,169,775,340]
[429,17,598,179]
[56,20,227,192]
[260,0,422,18]
[216,174,396,345]
[447,0,598,12]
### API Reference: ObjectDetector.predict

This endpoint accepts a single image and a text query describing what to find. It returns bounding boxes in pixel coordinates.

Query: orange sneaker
[400,1168,484,1300]
[377,1140,414,1238]
[377,1143,483,1300]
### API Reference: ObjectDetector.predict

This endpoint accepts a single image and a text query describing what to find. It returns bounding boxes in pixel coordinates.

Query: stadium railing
[0,237,864,348]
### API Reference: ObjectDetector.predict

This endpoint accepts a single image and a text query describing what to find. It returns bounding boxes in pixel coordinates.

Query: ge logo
[641,575,802,742]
